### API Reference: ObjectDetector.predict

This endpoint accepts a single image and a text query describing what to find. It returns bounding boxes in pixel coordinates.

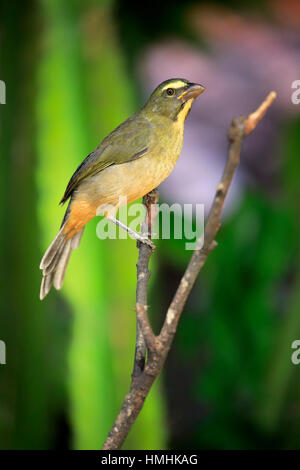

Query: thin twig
[132,190,159,383]
[102,92,276,450]
[245,91,277,135]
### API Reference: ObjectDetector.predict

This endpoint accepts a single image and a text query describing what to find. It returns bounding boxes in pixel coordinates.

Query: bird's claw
[138,237,156,251]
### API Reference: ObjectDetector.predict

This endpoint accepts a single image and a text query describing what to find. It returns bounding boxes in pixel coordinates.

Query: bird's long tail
[39,225,84,300]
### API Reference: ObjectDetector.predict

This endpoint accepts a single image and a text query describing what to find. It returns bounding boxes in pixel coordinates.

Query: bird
[40,78,205,300]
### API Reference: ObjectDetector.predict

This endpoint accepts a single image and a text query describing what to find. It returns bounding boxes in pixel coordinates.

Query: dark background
[0,0,300,449]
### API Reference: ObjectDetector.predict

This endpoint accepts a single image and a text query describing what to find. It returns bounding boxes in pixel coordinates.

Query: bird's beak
[178,83,205,102]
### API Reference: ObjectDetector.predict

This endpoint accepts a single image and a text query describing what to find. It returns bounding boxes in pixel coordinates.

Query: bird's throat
[174,99,193,125]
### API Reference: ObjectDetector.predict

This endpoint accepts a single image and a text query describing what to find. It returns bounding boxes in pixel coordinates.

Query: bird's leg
[107,216,155,250]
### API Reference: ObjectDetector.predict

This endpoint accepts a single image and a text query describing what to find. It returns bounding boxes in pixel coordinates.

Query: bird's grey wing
[60,115,153,205]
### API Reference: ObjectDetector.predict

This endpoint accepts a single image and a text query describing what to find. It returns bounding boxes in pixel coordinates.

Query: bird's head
[142,78,205,121]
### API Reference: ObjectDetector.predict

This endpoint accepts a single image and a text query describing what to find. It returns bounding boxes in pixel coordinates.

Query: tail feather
[40,273,54,300]
[71,229,84,249]
[40,229,65,270]
[40,227,84,300]
[53,239,72,290]
[42,238,66,276]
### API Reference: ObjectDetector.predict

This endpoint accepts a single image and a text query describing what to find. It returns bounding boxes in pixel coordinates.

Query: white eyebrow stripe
[161,80,187,90]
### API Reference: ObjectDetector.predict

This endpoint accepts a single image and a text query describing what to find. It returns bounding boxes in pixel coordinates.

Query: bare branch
[134,190,159,361]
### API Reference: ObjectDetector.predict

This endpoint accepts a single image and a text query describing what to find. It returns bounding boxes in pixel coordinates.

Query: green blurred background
[1,0,300,450]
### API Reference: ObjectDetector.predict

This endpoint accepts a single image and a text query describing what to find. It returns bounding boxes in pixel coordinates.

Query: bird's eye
[166,88,175,96]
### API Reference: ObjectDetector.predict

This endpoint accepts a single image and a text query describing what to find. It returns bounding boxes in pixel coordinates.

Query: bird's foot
[137,236,156,251]
[107,216,155,250]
